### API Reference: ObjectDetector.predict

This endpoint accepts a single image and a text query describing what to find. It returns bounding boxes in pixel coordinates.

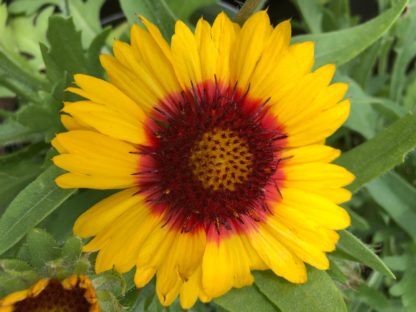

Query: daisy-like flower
[0,275,99,312]
[52,11,354,308]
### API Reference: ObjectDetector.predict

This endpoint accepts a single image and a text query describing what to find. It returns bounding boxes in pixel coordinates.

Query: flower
[0,275,99,312]
[52,11,354,309]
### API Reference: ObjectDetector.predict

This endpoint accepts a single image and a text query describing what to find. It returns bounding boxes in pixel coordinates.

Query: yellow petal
[202,235,253,298]
[69,74,145,121]
[280,188,351,229]
[62,101,145,144]
[171,20,202,87]
[230,11,272,90]
[247,227,307,283]
[281,145,341,166]
[74,187,140,237]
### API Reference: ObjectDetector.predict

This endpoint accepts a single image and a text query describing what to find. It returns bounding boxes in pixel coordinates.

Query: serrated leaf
[337,230,395,279]
[293,0,407,66]
[253,269,346,312]
[214,284,277,312]
[42,16,87,81]
[0,166,76,256]
[7,0,59,15]
[26,228,60,268]
[67,0,104,47]
[8,6,54,70]
[120,0,177,41]
[336,113,416,193]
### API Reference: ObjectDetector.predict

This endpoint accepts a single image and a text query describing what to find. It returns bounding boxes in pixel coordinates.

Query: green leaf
[67,0,105,47]
[327,258,348,284]
[0,166,76,256]
[336,113,416,193]
[0,120,40,146]
[390,41,416,102]
[61,236,82,261]
[42,16,87,81]
[96,290,123,312]
[404,77,416,112]
[0,49,45,101]
[253,269,347,312]
[86,27,111,77]
[214,284,277,312]
[0,144,44,211]
[16,103,60,133]
[355,284,396,312]
[292,0,323,33]
[0,259,32,273]
[293,0,408,66]
[8,6,54,70]
[26,228,60,268]
[390,255,416,311]
[167,0,217,22]
[7,0,59,15]
[337,230,395,279]
[366,172,416,240]
[120,0,177,41]
[43,189,114,241]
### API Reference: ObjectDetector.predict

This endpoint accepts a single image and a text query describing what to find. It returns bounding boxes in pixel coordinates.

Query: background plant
[0,0,416,311]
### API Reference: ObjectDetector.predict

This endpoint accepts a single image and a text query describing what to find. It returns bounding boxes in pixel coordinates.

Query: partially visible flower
[53,10,354,309]
[0,275,99,312]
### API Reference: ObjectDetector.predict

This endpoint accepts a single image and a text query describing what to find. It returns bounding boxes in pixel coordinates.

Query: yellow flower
[52,11,354,309]
[0,275,99,312]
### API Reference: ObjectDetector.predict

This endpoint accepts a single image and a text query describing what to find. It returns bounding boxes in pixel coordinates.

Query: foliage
[1,0,416,311]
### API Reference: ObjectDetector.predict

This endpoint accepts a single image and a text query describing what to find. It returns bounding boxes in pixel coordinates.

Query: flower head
[52,11,354,308]
[0,275,99,312]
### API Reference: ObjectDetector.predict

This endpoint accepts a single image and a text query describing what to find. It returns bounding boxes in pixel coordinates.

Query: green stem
[234,0,266,26]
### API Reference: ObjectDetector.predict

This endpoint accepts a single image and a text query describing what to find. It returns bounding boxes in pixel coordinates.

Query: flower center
[189,128,253,191]
[13,280,91,312]
[137,81,287,236]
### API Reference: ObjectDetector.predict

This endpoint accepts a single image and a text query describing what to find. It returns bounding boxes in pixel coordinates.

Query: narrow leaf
[366,172,416,240]
[293,0,408,66]
[234,0,266,25]
[292,0,323,33]
[0,166,76,256]
[337,230,395,279]
[336,113,416,193]
[254,269,347,312]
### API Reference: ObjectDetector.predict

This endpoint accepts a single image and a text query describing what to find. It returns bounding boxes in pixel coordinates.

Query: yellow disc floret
[189,128,253,191]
